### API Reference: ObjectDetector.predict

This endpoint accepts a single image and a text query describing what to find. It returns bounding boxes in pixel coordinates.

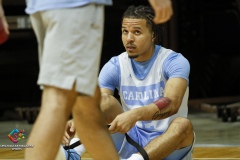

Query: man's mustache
[125,43,136,48]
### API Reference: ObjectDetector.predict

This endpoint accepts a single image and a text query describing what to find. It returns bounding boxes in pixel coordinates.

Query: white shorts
[30,4,104,96]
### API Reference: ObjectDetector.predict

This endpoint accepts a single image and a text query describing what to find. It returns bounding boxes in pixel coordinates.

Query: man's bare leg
[72,86,119,160]
[25,86,77,160]
[97,93,193,160]
[143,117,194,160]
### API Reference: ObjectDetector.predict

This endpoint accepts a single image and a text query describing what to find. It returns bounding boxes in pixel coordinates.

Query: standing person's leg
[71,4,119,159]
[58,92,124,160]
[26,4,120,160]
[25,12,78,160]
[25,86,77,160]
[73,87,119,160]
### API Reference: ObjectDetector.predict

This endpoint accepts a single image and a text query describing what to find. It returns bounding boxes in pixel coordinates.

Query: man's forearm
[100,93,124,124]
[132,98,177,121]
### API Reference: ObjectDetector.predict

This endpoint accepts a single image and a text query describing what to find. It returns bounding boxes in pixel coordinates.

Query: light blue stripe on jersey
[122,81,165,106]
[25,0,112,14]
[130,45,161,80]
[98,45,190,92]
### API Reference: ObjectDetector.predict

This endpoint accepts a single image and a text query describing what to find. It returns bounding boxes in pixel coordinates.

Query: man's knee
[171,117,194,148]
[41,86,77,112]
[74,86,101,108]
[172,117,193,131]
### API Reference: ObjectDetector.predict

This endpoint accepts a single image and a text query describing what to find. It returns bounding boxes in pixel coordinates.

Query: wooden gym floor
[0,147,239,159]
[0,106,239,159]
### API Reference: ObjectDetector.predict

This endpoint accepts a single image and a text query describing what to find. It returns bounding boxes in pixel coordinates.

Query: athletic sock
[70,138,86,156]
[127,154,144,160]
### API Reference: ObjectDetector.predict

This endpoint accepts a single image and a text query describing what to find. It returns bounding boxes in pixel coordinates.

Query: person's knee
[74,86,101,111]
[73,95,101,116]
[41,86,77,114]
[171,117,194,148]
[172,117,193,134]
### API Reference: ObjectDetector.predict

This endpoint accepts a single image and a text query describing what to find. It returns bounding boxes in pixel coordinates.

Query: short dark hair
[122,5,163,44]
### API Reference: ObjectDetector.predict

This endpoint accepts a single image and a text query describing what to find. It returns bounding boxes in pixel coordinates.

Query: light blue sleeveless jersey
[25,0,112,14]
[99,45,191,159]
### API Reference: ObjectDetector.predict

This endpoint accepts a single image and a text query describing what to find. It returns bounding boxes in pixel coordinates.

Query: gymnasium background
[0,0,240,119]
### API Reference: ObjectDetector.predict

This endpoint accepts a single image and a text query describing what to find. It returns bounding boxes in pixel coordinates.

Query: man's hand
[62,119,75,145]
[0,2,9,44]
[149,0,173,24]
[108,110,138,134]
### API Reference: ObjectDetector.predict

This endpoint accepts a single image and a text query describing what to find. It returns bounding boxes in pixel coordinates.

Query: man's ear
[152,33,155,42]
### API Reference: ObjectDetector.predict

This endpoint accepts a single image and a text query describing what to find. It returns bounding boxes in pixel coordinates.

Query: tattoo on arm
[152,111,171,120]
